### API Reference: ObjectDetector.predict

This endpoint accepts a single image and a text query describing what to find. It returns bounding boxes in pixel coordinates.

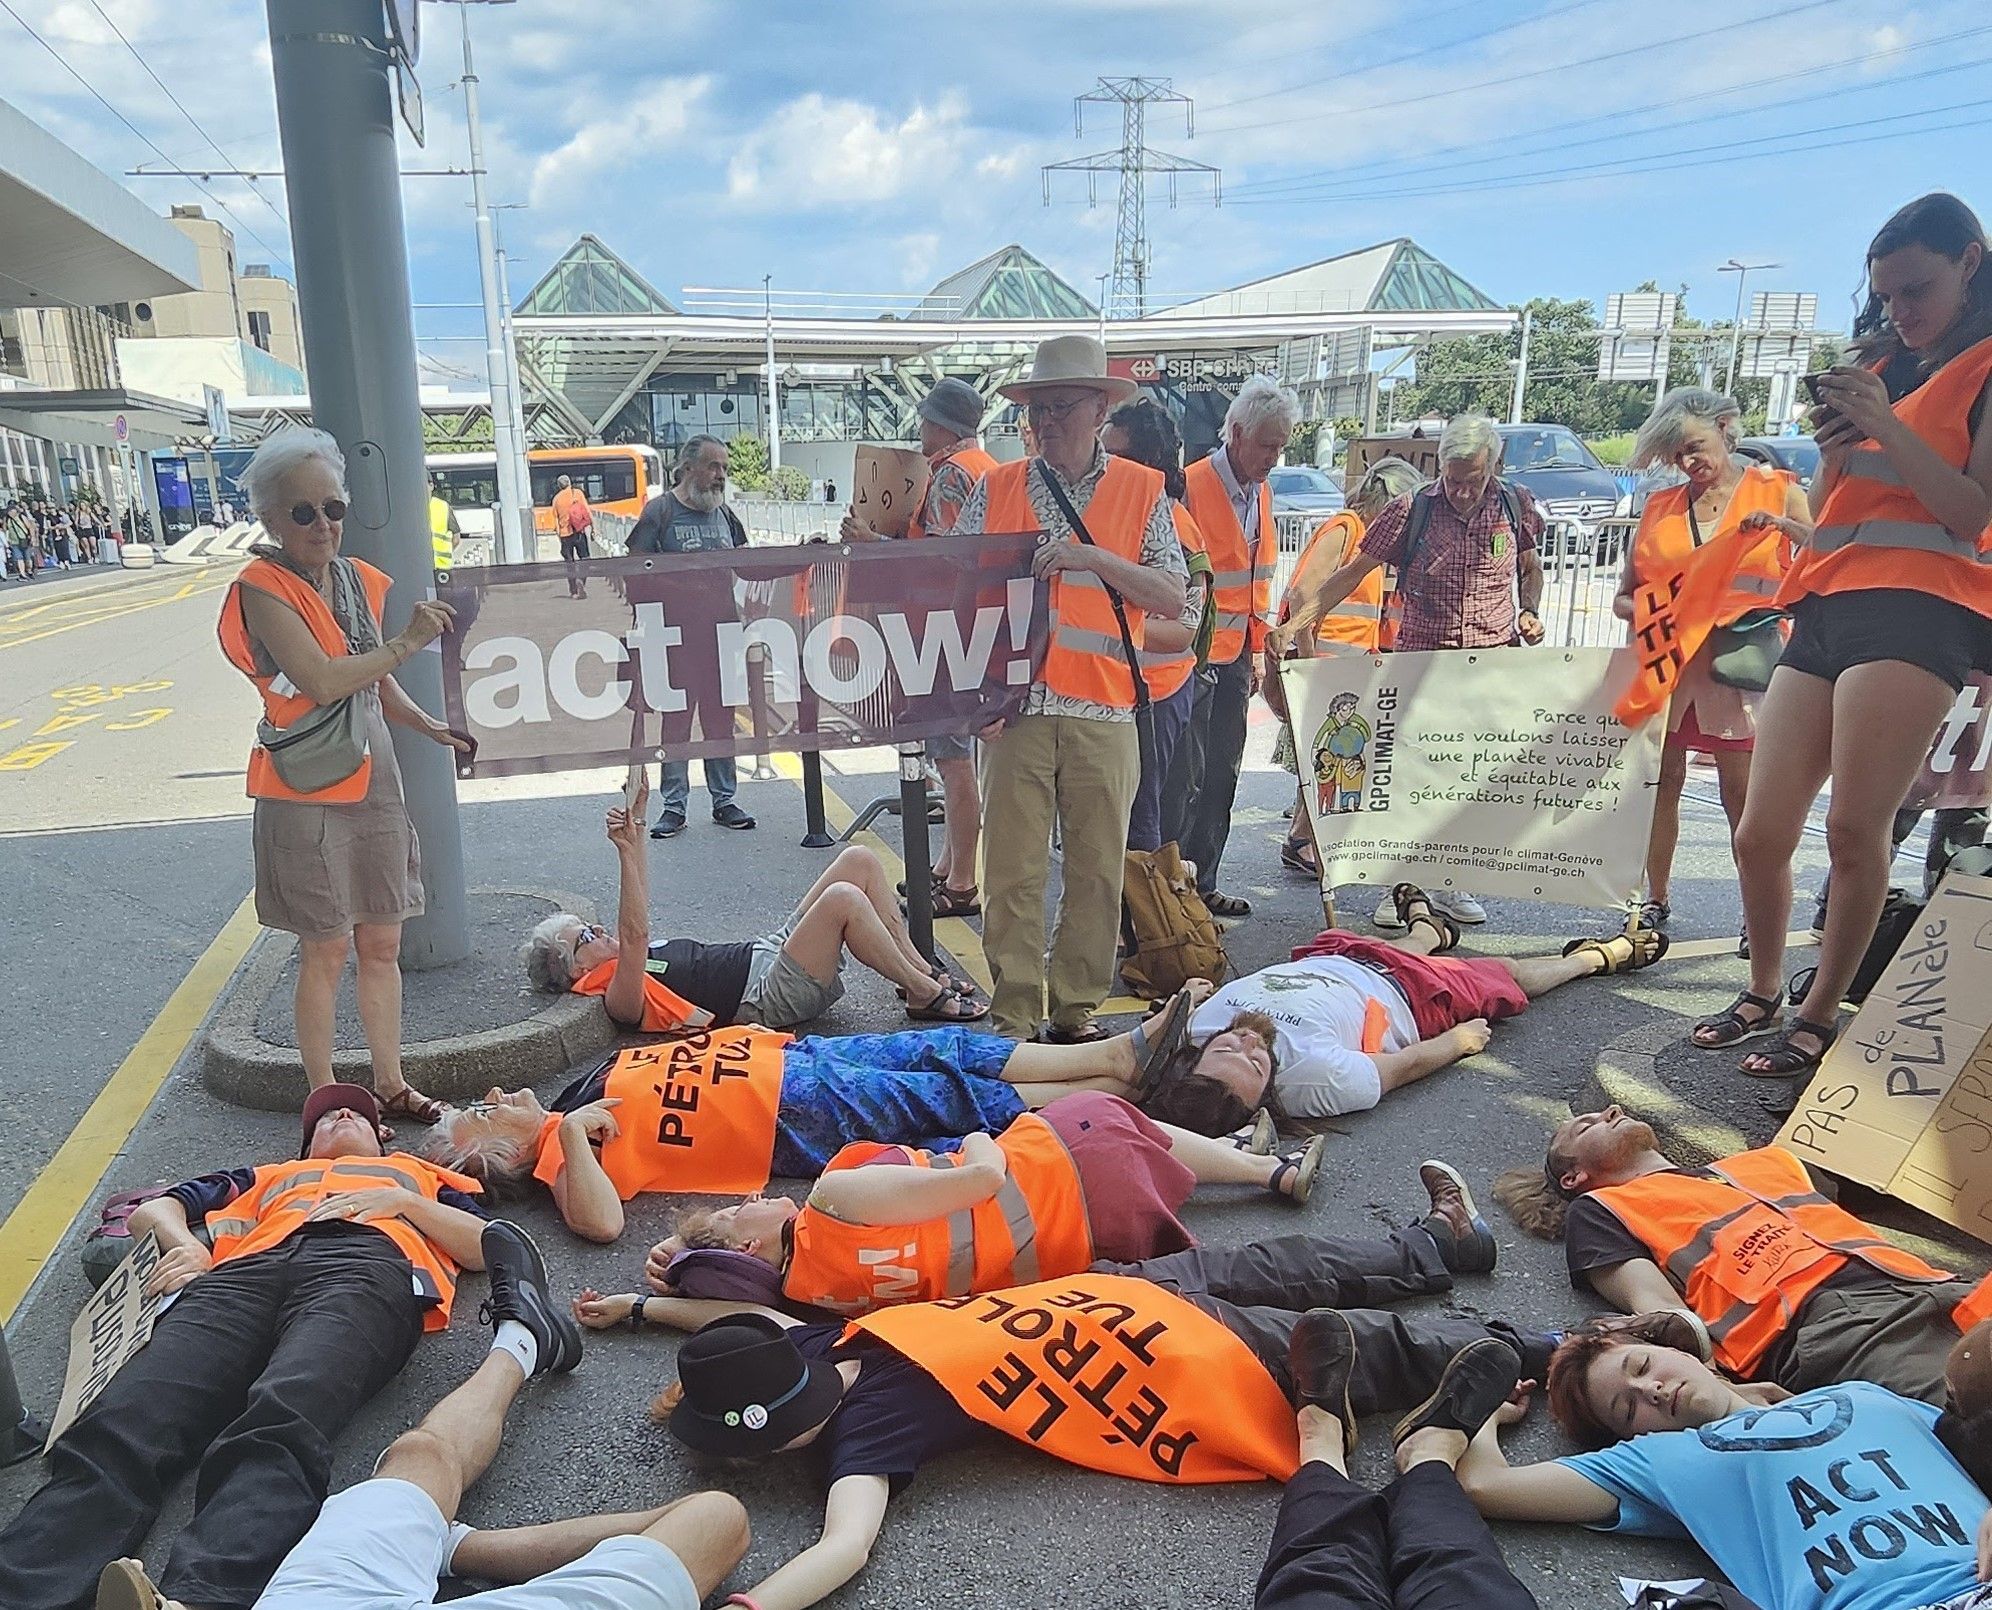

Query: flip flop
[1129,986,1197,1101]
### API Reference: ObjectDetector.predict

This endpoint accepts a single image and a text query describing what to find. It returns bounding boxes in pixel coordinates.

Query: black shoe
[712,802,756,830]
[479,1220,582,1378]
[650,811,687,839]
[1417,1160,1497,1275]
[1391,1338,1521,1447]
[1288,1309,1359,1453]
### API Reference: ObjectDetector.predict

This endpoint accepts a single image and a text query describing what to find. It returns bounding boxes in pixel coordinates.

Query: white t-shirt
[1189,955,1418,1118]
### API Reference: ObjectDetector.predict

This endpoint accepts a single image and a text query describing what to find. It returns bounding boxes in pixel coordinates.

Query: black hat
[668,1313,845,1458]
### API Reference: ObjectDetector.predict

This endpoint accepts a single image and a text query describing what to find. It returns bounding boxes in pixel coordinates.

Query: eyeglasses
[1024,397,1097,425]
[288,499,348,528]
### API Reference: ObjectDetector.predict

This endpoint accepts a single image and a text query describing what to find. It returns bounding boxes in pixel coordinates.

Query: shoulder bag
[1691,498,1787,691]
[253,556,373,793]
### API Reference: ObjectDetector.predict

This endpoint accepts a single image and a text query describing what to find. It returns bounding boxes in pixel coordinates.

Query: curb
[200,887,617,1112]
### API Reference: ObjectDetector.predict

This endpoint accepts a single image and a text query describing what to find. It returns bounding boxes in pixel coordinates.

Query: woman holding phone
[1698,192,1992,1078]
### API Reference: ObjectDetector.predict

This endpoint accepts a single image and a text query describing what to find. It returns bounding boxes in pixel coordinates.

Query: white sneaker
[1430,888,1488,925]
[1372,889,1407,929]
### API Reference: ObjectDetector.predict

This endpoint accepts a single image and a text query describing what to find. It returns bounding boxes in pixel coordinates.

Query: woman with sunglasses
[219,429,473,1124]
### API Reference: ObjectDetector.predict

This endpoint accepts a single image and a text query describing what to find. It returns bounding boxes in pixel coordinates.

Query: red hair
[1545,1331,1623,1450]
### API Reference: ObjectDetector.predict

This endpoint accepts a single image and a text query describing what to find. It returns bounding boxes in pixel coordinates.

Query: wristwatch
[627,1295,648,1330]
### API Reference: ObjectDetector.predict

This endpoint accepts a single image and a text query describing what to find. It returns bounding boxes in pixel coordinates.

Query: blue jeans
[1129,675,1197,853]
[657,757,736,815]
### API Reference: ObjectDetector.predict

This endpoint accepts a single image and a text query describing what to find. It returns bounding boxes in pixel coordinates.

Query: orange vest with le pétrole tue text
[530,1028,790,1199]
[203,1154,483,1331]
[216,556,393,804]
[1138,502,1207,703]
[978,456,1165,708]
[782,1113,1096,1315]
[568,956,713,1034]
[1184,452,1277,666]
[1589,1144,1961,1376]
[1780,333,1992,618]
[906,444,999,539]
[1285,510,1383,653]
[853,1273,1300,1484]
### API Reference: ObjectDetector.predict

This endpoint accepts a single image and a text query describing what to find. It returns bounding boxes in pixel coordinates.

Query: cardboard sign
[1778,873,1992,1245]
[45,1232,164,1450]
[1281,645,1661,910]
[851,445,931,539]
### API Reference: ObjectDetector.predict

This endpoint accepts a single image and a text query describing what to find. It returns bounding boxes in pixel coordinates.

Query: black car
[1492,424,1627,564]
[1736,434,1822,492]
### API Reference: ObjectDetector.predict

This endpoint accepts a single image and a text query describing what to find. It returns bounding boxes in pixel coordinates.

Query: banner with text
[1778,872,1992,1246]
[1909,673,1992,811]
[1282,645,1662,909]
[439,534,1049,778]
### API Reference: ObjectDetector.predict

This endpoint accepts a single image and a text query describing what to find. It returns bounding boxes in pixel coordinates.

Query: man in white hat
[953,335,1190,1041]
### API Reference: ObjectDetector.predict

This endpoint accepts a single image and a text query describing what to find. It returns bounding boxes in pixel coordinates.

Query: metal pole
[799,750,834,848]
[1724,267,1749,398]
[457,2,530,564]
[763,274,781,473]
[0,1326,48,1466]
[267,0,472,968]
[898,743,935,961]
[1509,306,1533,424]
[492,217,533,458]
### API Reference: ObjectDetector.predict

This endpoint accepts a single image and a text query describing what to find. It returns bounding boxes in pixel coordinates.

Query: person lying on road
[521,779,988,1031]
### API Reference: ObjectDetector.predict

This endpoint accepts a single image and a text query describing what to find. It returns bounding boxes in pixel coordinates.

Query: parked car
[1489,424,1625,566]
[1269,464,1346,551]
[1736,434,1821,493]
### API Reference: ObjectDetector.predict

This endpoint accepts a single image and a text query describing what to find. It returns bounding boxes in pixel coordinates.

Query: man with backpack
[1275,414,1547,933]
[549,473,592,599]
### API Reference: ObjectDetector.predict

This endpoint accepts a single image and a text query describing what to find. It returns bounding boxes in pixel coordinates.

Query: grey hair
[556,474,572,489]
[521,914,581,992]
[675,434,725,480]
[1223,375,1301,441]
[420,1110,536,1195]
[1631,386,1743,469]
[1349,455,1427,518]
[240,428,346,523]
[1438,414,1503,467]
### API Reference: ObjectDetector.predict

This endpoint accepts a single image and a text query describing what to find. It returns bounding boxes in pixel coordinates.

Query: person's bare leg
[1154,1119,1281,1186]
[293,933,351,1090]
[1503,950,1602,998]
[1712,745,1752,841]
[1646,745,1690,907]
[998,1037,1138,1089]
[638,1491,752,1603]
[1296,1405,1349,1476]
[1006,1075,1138,1105]
[450,1492,735,1584]
[782,884,951,1005]
[803,845,934,977]
[1729,667,1836,1004]
[939,757,981,893]
[352,920,422,1102]
[1383,924,1443,958]
[370,1352,526,1521]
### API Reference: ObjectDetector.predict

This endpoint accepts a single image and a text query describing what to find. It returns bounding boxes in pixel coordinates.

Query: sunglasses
[568,922,605,961]
[289,499,348,528]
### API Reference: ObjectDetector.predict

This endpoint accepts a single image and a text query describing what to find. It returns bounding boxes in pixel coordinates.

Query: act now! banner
[1281,645,1663,910]
[438,534,1049,779]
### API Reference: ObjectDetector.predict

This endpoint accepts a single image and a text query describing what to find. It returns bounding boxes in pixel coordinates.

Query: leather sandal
[1392,883,1459,953]
[905,981,989,1023]
[1270,1134,1327,1205]
[1562,929,1670,975]
[931,883,982,918]
[1740,1017,1838,1080]
[1280,837,1319,876]
[1205,890,1252,919]
[379,1084,447,1125]
[1692,989,1784,1049]
[1129,986,1197,1102]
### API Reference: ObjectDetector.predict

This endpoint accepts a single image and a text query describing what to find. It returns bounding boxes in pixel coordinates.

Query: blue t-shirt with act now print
[1560,1383,1985,1610]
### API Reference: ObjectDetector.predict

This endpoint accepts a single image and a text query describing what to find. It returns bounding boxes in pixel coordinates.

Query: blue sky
[6,0,1988,382]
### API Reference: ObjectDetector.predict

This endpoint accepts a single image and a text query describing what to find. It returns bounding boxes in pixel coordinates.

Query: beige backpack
[1119,842,1232,1001]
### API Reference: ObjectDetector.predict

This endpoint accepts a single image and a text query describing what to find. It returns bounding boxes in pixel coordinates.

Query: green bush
[1589,433,1635,466]
[770,465,811,502]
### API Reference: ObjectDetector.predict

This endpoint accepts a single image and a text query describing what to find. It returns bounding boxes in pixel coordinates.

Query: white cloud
[725,92,975,208]
[527,76,712,208]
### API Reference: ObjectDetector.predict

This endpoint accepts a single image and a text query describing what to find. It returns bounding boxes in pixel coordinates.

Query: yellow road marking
[0,578,228,652]
[0,892,260,1323]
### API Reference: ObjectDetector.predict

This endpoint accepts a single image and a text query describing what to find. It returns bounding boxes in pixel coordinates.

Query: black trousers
[559,530,591,595]
[1095,1228,1551,1410]
[0,1229,423,1610]
[1255,1460,1539,1610]
[1163,652,1252,892]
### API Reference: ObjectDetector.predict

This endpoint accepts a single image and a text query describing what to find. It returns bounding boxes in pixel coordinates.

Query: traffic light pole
[265,0,471,968]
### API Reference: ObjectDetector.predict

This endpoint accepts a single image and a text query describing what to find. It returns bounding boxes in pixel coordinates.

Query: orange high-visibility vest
[530,1029,790,1198]
[1632,466,1791,628]
[782,1113,1096,1315]
[1589,1145,1958,1376]
[1185,453,1276,665]
[980,457,1164,708]
[204,1154,483,1331]
[1285,511,1382,652]
[216,556,393,804]
[907,444,998,539]
[1139,503,1206,702]
[569,957,713,1033]
[853,1274,1300,1483]
[1783,334,1992,616]
[1956,1274,1992,1332]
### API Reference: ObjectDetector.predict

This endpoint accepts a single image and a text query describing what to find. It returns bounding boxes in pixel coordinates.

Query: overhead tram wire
[1225,26,1992,200]
[0,0,294,273]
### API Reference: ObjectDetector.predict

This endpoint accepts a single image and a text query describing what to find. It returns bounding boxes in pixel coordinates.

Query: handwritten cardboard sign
[1778,872,1992,1246]
[852,445,931,539]
[45,1231,163,1450]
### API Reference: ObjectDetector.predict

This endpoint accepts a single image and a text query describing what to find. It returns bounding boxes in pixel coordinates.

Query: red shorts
[1289,930,1529,1042]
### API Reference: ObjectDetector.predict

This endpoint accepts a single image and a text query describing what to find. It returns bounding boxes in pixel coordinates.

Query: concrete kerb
[201,886,617,1112]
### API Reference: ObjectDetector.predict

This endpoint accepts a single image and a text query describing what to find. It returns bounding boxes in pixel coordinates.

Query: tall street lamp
[1719,258,1780,398]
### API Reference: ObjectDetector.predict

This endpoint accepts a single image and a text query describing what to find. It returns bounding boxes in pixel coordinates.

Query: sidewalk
[0,561,148,603]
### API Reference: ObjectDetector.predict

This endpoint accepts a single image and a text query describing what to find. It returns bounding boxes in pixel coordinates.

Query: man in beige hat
[953,335,1190,1040]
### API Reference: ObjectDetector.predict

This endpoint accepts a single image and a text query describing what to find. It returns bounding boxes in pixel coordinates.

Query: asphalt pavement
[0,579,1984,1608]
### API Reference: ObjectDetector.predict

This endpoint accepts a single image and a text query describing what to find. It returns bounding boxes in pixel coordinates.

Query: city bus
[426,444,666,542]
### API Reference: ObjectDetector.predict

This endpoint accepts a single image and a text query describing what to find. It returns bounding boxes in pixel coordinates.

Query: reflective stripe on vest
[979,457,1164,708]
[1185,455,1276,664]
[781,1113,1096,1315]
[1279,512,1383,653]
[568,957,713,1033]
[215,557,392,804]
[206,1155,482,1331]
[1629,467,1793,627]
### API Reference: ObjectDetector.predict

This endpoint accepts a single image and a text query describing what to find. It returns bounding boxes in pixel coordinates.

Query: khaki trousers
[981,713,1139,1037]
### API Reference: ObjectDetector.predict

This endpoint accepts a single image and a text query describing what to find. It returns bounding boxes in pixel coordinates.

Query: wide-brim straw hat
[998,334,1138,406]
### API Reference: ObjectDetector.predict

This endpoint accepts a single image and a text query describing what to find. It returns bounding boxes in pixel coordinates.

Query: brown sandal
[931,883,982,918]
[1562,929,1670,976]
[379,1084,447,1125]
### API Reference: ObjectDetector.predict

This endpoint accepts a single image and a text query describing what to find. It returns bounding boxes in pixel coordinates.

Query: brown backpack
[1119,842,1232,1000]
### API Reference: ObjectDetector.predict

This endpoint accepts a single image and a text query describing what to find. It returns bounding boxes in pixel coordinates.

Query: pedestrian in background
[217,429,473,1125]
[549,472,591,599]
[3,498,33,581]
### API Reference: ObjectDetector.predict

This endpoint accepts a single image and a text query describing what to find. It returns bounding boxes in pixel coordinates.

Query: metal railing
[736,499,842,547]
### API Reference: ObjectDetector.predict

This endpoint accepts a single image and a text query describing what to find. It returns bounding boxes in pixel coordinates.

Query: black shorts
[1780,588,1992,693]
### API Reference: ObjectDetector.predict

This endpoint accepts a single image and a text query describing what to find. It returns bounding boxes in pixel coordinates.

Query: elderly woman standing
[217,430,469,1121]
[1612,388,1807,938]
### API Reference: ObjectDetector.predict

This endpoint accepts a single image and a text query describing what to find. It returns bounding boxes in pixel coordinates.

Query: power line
[0,0,295,272]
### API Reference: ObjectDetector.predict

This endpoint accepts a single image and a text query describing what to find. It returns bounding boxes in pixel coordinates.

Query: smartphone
[1801,373,1827,405]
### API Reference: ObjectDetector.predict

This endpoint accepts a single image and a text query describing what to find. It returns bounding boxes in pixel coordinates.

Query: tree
[770,465,810,502]
[727,433,771,494]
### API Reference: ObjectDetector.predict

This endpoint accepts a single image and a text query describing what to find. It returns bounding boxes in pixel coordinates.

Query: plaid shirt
[1359,484,1541,650]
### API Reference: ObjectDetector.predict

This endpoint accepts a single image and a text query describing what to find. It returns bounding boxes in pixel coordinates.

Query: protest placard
[851,445,931,539]
[438,534,1048,778]
[1778,872,1992,1246]
[1281,645,1661,909]
[44,1231,163,1451]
